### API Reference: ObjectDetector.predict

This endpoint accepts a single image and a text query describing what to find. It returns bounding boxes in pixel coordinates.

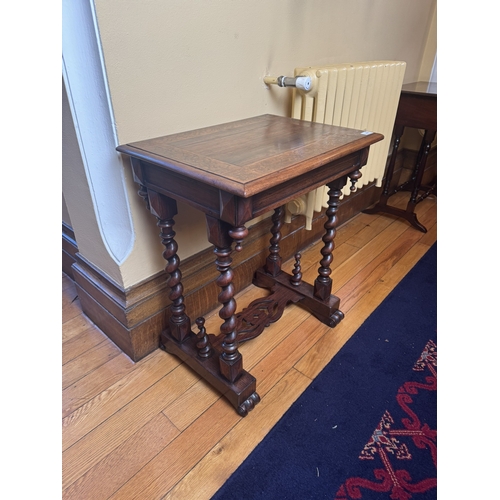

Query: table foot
[160,329,259,416]
[253,267,344,329]
[308,304,344,327]
[237,392,261,417]
[363,204,427,233]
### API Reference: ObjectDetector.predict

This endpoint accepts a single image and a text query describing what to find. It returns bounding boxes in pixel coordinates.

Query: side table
[364,81,437,232]
[117,114,383,416]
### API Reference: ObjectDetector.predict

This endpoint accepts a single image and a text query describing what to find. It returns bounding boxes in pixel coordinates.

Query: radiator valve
[264,75,312,91]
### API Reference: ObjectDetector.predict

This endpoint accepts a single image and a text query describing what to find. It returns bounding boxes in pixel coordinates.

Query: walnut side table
[363,81,437,232]
[117,114,383,416]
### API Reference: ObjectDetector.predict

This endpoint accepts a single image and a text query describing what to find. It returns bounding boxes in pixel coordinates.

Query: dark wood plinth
[117,114,382,416]
[364,82,437,232]
[160,329,259,416]
[252,268,343,327]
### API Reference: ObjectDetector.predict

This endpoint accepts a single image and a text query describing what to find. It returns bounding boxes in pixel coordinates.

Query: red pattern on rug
[334,340,437,500]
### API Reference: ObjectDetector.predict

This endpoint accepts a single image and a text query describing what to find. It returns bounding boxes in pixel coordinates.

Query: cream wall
[63,0,436,289]
[418,1,437,81]
[62,193,71,227]
[96,0,436,143]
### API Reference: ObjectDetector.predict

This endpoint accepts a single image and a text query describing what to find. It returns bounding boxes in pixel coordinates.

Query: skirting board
[62,222,78,279]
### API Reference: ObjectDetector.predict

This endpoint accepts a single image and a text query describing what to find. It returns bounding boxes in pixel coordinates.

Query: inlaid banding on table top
[117,115,383,198]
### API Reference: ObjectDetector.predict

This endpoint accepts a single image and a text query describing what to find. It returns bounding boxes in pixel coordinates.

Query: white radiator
[286,60,406,229]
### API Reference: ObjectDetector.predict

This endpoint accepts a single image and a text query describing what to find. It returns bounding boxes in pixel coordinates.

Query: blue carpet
[213,243,437,499]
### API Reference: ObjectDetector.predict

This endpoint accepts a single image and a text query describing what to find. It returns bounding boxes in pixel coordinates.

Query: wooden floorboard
[62,192,437,499]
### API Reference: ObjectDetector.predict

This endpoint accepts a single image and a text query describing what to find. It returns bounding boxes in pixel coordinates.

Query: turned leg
[148,190,191,342]
[363,125,405,213]
[195,317,212,358]
[265,205,285,277]
[380,124,405,203]
[407,129,436,208]
[314,179,345,301]
[400,129,436,233]
[206,215,245,383]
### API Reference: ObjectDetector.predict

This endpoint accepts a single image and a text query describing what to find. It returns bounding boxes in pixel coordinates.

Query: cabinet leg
[363,125,404,212]
[407,130,436,208]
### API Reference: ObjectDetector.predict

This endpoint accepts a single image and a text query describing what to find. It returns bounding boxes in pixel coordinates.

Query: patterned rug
[334,338,437,499]
[213,243,437,499]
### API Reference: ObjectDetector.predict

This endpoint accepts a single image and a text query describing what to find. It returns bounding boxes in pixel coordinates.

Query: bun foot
[328,309,344,327]
[237,392,261,417]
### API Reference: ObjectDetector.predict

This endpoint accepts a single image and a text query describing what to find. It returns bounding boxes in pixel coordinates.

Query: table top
[402,81,437,97]
[117,114,383,198]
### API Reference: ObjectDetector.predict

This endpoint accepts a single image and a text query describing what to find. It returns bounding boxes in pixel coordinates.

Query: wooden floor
[62,192,437,500]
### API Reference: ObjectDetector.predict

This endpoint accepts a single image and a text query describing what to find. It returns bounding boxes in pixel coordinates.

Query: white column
[62,0,134,271]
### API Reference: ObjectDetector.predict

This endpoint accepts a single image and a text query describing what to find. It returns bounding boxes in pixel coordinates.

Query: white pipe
[264,75,312,92]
